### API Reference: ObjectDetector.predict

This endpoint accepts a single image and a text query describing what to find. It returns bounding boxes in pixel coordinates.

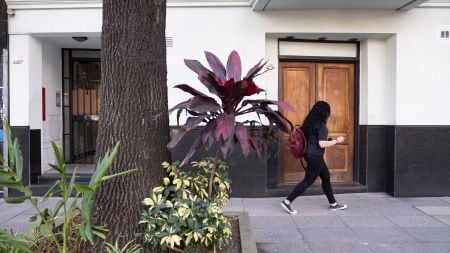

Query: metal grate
[166,37,173,47]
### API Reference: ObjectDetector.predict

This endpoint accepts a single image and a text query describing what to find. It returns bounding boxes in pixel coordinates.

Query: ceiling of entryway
[251,0,430,11]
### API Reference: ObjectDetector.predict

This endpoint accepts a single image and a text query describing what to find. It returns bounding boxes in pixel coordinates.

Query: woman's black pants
[287,154,337,204]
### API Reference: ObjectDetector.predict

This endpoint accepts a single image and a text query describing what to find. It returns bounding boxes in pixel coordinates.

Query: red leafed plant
[168,51,294,165]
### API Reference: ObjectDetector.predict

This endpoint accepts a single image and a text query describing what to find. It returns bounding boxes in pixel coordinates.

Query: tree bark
[91,0,169,250]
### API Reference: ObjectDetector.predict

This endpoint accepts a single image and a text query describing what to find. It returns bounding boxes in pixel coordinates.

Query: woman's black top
[305,121,328,156]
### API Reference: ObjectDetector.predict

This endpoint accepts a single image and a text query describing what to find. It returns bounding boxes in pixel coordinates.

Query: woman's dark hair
[302,101,331,134]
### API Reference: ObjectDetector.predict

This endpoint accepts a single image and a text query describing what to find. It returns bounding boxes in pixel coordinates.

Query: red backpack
[288,125,307,158]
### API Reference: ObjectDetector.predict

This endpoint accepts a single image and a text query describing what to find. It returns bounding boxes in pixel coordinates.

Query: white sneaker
[281,200,298,214]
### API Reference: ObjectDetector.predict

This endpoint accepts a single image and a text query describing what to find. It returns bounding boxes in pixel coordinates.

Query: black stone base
[359,125,450,197]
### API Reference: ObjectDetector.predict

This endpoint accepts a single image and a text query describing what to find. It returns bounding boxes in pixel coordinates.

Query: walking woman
[281,101,347,214]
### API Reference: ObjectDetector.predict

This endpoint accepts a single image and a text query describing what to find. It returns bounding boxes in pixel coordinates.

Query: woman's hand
[336,136,345,143]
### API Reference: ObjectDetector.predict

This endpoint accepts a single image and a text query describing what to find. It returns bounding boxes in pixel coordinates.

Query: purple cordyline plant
[168,51,294,166]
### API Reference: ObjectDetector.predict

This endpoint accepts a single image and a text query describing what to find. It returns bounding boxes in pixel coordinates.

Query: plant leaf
[226,50,242,81]
[75,184,94,193]
[220,136,234,159]
[201,120,217,150]
[188,96,221,113]
[181,137,203,166]
[205,51,227,85]
[242,99,295,112]
[234,123,250,157]
[4,195,28,204]
[169,99,191,114]
[42,180,61,201]
[167,128,187,149]
[244,59,267,79]
[0,179,23,191]
[13,139,23,181]
[0,170,14,179]
[50,141,65,173]
[184,116,205,131]
[100,168,138,182]
[174,84,209,98]
[214,114,235,142]
[39,224,52,237]
[184,59,210,76]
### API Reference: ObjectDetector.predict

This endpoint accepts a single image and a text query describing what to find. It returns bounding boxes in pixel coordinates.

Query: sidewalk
[1,193,450,253]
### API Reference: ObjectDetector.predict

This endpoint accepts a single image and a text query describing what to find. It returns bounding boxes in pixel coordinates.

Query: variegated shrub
[140,158,232,252]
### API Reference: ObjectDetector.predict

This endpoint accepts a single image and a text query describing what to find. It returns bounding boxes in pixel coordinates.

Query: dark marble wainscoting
[359,125,450,197]
[170,127,273,197]
[30,130,41,183]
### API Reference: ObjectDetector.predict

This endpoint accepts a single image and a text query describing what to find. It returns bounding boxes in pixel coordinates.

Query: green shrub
[104,239,143,253]
[0,121,136,253]
[140,158,232,252]
[0,229,32,253]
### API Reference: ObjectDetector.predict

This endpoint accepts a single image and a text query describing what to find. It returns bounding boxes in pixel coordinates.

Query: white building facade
[4,0,450,197]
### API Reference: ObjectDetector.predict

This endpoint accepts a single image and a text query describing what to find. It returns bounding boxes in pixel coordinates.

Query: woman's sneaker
[281,199,298,214]
[330,203,347,211]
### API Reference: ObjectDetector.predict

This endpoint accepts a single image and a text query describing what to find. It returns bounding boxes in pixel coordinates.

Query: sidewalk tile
[387,215,448,228]
[415,206,450,216]
[308,242,373,253]
[424,243,450,253]
[434,216,450,226]
[222,198,244,213]
[340,216,396,228]
[300,228,362,244]
[257,242,312,253]
[0,214,38,234]
[405,228,450,242]
[375,205,427,216]
[369,243,431,253]
[332,206,381,217]
[352,228,418,244]
[440,197,450,204]
[400,197,450,206]
[249,216,296,229]
[293,216,346,228]
[294,206,338,217]
[253,228,303,243]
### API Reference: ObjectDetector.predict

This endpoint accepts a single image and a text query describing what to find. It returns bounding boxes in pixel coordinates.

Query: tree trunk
[91,0,169,249]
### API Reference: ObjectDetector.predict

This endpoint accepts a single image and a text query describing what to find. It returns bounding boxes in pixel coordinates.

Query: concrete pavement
[1,193,450,253]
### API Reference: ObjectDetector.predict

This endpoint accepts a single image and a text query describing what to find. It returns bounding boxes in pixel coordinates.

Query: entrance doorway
[279,61,355,185]
[62,50,101,164]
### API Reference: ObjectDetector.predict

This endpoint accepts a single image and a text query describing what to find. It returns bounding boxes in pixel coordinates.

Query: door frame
[277,38,361,184]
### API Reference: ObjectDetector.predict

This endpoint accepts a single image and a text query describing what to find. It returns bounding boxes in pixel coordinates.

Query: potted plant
[140,51,294,252]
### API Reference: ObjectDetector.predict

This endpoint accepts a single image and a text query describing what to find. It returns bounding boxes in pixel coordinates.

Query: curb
[225,211,257,253]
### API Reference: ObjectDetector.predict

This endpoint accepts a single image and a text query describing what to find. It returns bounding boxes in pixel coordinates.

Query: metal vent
[166,37,173,48]
[437,25,450,44]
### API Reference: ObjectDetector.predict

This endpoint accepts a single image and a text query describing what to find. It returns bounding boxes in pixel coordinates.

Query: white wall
[165,8,450,125]
[360,38,396,125]
[41,41,63,172]
[8,7,450,125]
[8,8,101,35]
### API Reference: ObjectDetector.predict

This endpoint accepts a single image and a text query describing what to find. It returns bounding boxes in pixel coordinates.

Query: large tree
[92,0,170,247]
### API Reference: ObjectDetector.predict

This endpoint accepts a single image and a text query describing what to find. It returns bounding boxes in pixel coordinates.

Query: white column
[9,35,42,128]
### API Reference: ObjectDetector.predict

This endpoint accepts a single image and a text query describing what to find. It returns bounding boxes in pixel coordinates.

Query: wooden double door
[279,62,355,185]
